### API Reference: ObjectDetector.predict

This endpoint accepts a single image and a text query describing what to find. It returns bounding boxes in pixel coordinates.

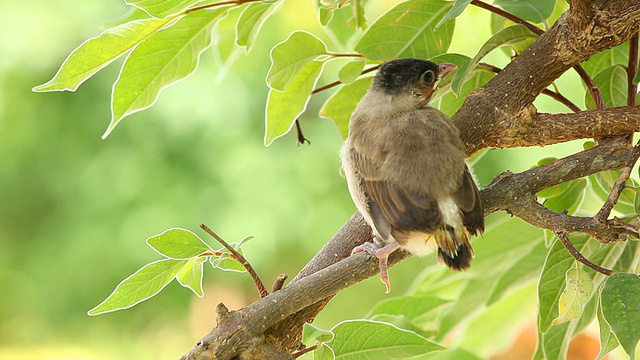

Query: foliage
[33,0,640,359]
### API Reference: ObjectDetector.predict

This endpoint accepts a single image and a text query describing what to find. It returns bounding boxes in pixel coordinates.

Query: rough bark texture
[181,1,640,359]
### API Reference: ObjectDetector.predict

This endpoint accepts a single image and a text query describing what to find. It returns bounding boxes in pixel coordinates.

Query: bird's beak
[437,63,457,80]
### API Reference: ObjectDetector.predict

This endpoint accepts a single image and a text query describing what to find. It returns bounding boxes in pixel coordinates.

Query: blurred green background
[0,1,605,359]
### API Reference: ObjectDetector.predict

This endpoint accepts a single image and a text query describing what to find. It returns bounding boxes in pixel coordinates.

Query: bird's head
[371,58,456,107]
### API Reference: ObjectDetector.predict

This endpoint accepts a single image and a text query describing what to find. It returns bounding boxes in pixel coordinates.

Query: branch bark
[181,2,640,359]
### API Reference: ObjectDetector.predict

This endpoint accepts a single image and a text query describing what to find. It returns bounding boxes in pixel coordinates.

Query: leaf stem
[595,139,640,222]
[311,65,379,95]
[199,223,269,297]
[555,232,614,276]
[471,0,604,109]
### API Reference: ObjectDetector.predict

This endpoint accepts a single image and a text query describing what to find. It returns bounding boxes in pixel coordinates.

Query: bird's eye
[422,70,435,85]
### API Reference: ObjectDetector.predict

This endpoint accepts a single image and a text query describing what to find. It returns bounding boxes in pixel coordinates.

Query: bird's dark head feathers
[372,59,455,100]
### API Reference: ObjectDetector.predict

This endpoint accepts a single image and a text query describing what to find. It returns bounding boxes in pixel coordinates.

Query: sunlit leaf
[176,256,206,297]
[435,0,471,30]
[338,59,366,84]
[355,0,454,61]
[147,228,213,259]
[88,259,187,315]
[328,319,444,358]
[600,273,640,360]
[267,31,327,91]
[126,0,205,18]
[104,9,225,138]
[236,1,282,52]
[493,0,555,23]
[585,65,628,109]
[366,295,450,320]
[265,60,324,145]
[451,24,537,96]
[303,323,335,346]
[319,77,372,139]
[33,17,175,92]
[315,343,336,360]
[552,268,593,325]
[582,41,628,78]
[348,0,367,29]
[213,249,247,272]
[597,297,621,360]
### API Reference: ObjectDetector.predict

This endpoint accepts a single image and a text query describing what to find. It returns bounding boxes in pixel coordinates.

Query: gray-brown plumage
[341,58,484,292]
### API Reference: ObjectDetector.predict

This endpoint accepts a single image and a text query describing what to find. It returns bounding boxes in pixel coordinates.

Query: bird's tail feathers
[435,226,474,270]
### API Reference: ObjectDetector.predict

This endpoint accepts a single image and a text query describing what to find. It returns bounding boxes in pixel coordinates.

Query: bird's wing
[351,149,442,237]
[453,166,484,235]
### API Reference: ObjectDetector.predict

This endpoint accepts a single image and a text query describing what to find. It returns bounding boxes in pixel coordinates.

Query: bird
[340,58,484,293]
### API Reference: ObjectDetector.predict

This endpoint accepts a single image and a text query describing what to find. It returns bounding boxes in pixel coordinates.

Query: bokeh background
[1,1,618,359]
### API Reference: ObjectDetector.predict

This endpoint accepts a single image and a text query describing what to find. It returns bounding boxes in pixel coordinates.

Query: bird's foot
[351,238,401,293]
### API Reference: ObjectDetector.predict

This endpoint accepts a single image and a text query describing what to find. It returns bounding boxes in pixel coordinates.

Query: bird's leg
[351,238,401,293]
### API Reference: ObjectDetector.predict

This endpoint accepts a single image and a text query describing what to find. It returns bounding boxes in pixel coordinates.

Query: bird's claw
[351,238,400,293]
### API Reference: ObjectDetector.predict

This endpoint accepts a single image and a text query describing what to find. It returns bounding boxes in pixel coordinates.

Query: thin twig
[555,232,614,275]
[199,222,269,298]
[628,33,638,106]
[292,344,319,358]
[471,0,605,109]
[312,65,379,94]
[595,139,640,222]
[478,63,581,112]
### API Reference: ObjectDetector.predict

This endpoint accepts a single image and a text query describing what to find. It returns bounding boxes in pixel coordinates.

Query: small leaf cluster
[88,228,251,315]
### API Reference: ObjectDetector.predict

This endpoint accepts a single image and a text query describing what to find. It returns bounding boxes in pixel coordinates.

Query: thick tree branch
[181,2,640,359]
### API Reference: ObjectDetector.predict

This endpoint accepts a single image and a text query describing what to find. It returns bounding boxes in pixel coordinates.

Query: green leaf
[451,24,537,96]
[88,259,187,315]
[236,1,282,52]
[585,65,628,109]
[366,296,450,321]
[146,228,213,259]
[32,17,175,92]
[319,77,372,139]
[434,0,471,30]
[315,343,336,360]
[437,68,492,117]
[552,268,593,325]
[338,59,366,84]
[582,41,629,79]
[126,0,204,18]
[538,236,589,333]
[267,31,327,91]
[104,9,225,138]
[303,323,335,346]
[348,0,367,29]
[176,256,206,297]
[355,0,454,61]
[493,0,555,23]
[601,273,640,360]
[265,60,324,145]
[328,319,444,359]
[597,296,621,360]
[540,178,587,213]
[213,248,247,272]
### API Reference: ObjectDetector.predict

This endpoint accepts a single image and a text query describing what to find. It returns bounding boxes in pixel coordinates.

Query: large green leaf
[236,1,283,52]
[355,0,454,61]
[434,0,471,30]
[581,41,629,79]
[267,31,328,91]
[600,273,640,360]
[104,9,225,138]
[338,59,367,85]
[265,60,324,145]
[127,0,205,18]
[319,77,372,139]
[597,297,621,360]
[146,228,213,259]
[539,178,587,213]
[366,296,450,321]
[88,259,187,315]
[450,24,538,96]
[585,65,628,109]
[328,319,444,359]
[493,0,555,23]
[32,17,175,92]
